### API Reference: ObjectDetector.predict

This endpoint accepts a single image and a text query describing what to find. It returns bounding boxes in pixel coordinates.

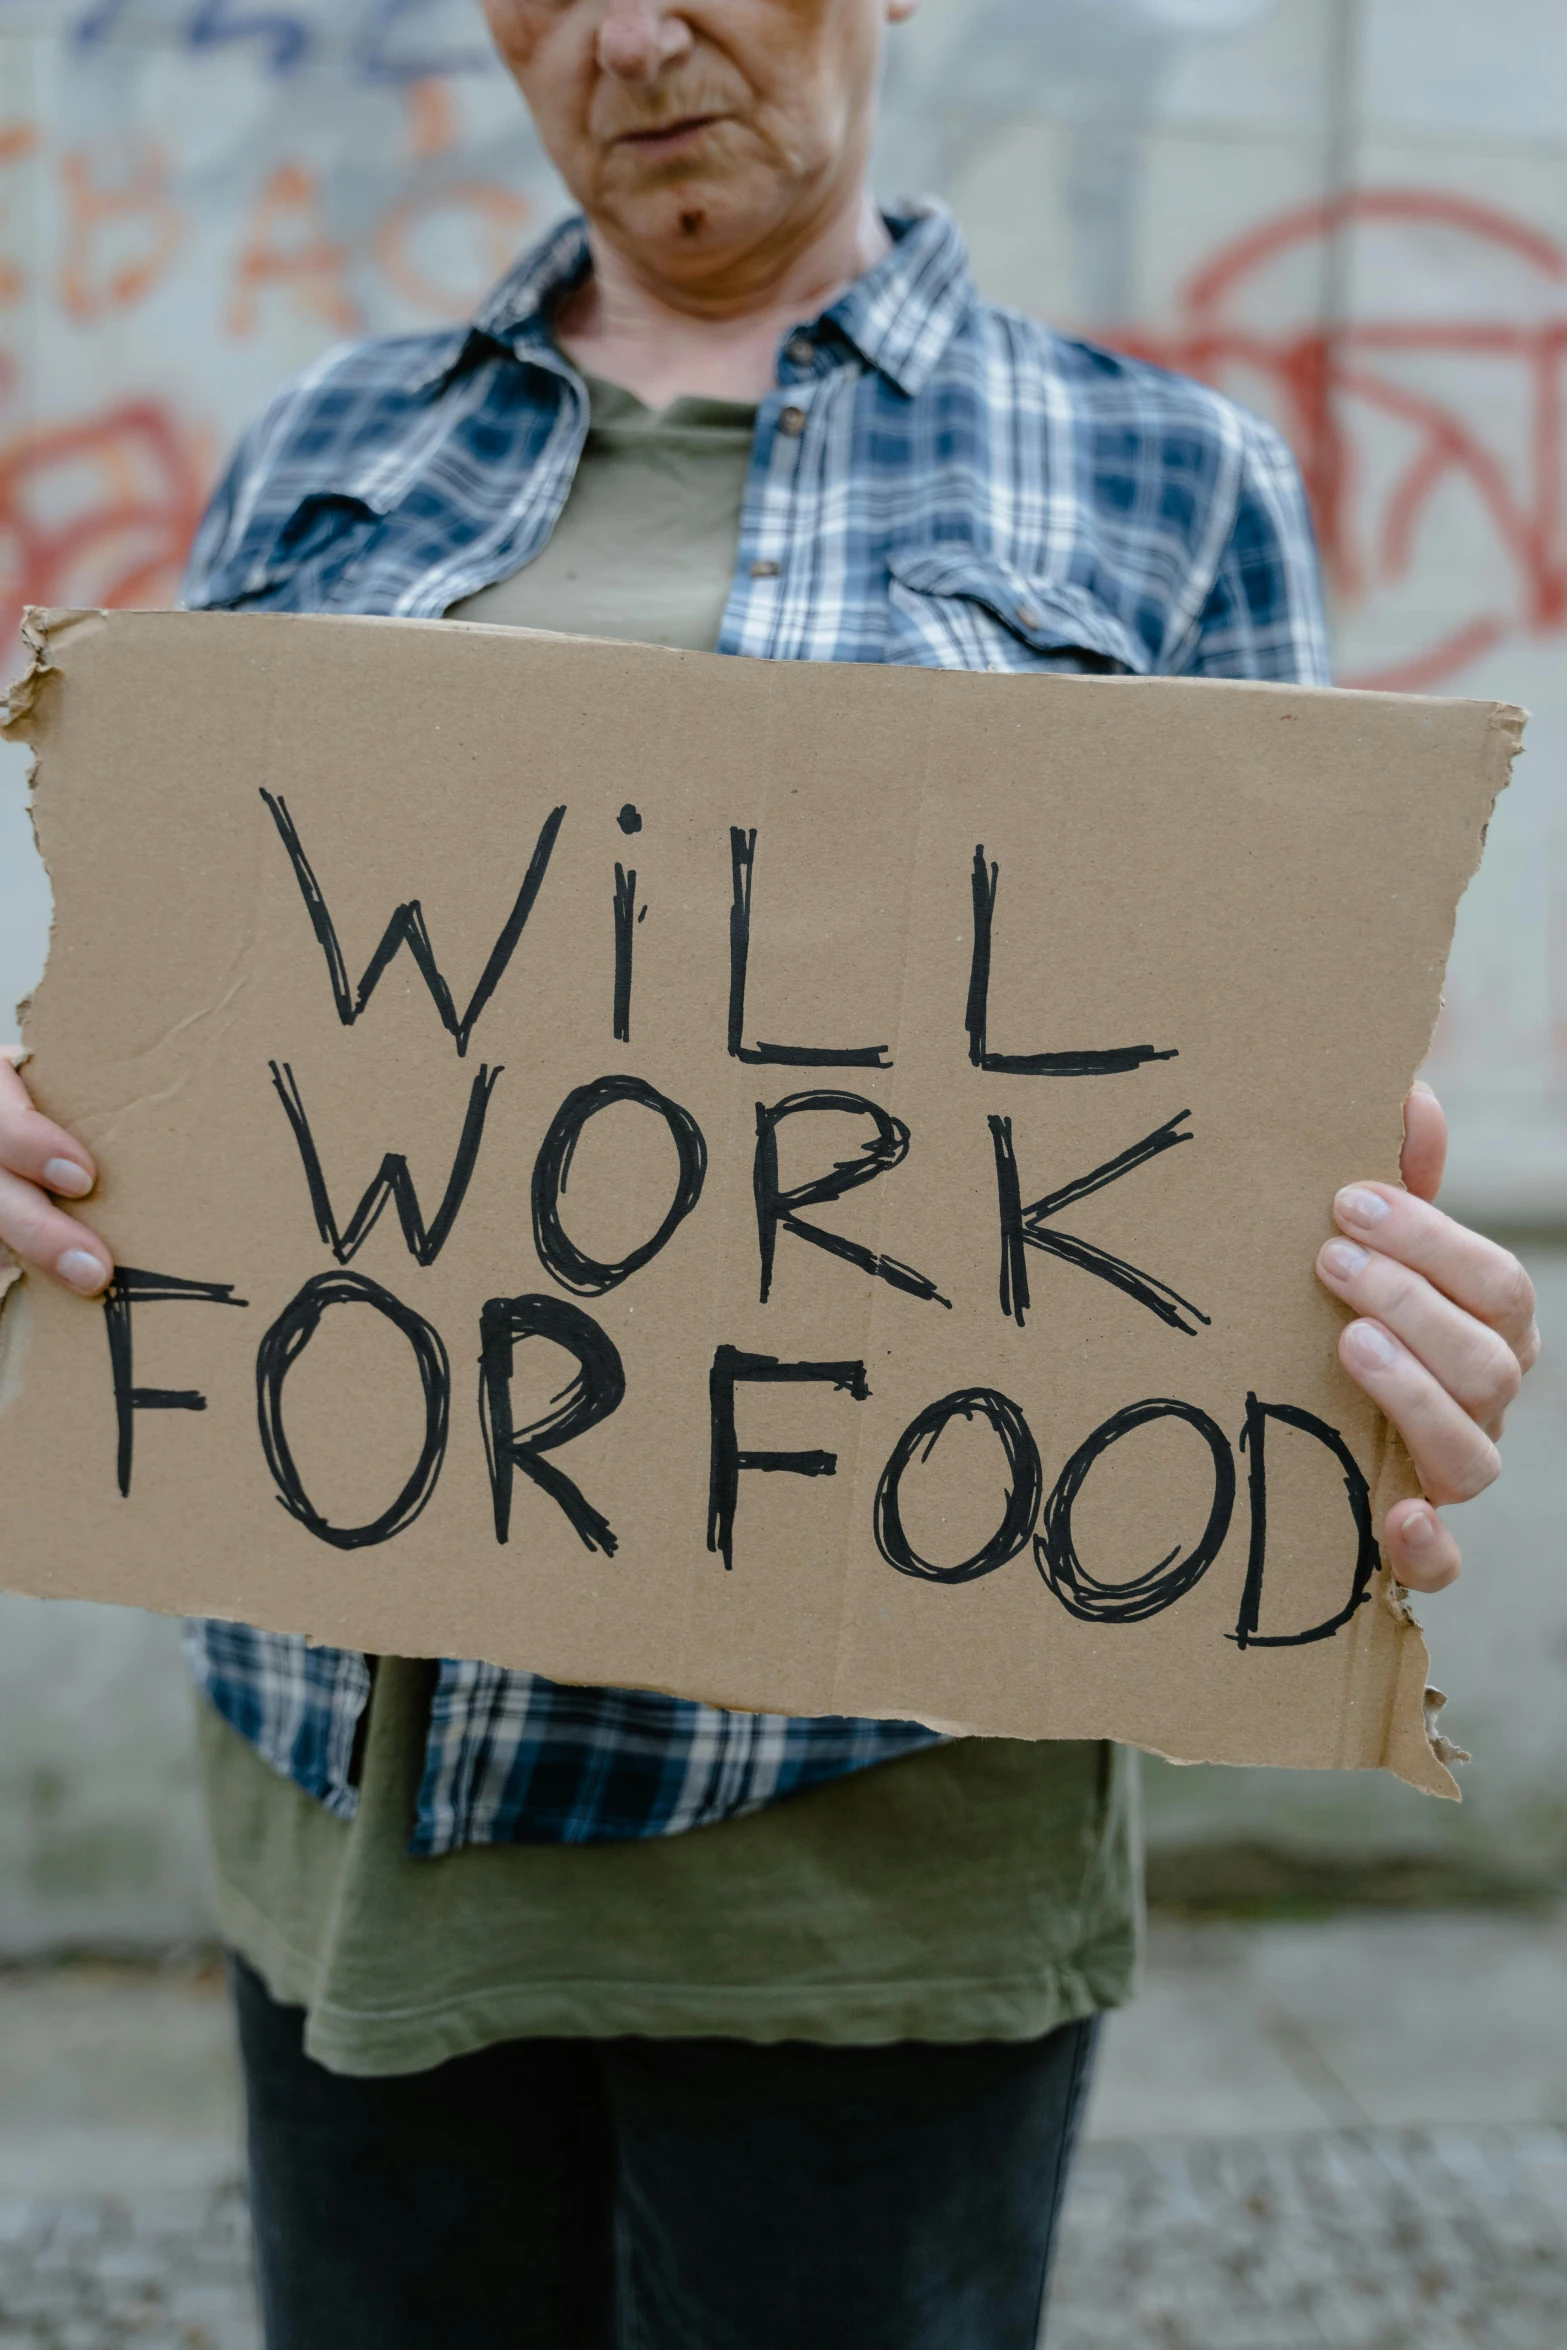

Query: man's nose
[597,0,694,82]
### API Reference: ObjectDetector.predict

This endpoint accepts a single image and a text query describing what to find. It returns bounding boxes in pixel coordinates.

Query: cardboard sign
[0,609,1520,1793]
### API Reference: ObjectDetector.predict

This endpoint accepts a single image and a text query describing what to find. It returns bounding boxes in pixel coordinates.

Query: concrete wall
[0,1602,210,1953]
[0,0,1563,1948]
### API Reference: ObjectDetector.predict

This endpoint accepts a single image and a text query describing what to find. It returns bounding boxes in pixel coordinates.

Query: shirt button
[786,335,815,367]
[777,405,808,437]
[750,559,781,578]
[1016,602,1041,628]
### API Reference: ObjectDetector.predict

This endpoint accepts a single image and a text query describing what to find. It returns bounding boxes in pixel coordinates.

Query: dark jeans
[232,1955,1098,2350]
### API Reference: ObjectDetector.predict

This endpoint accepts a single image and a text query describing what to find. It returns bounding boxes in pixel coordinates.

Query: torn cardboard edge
[0,610,64,1357]
[1,608,92,1041]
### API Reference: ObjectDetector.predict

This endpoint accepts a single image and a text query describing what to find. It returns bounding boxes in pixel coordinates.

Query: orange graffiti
[228,163,363,339]
[0,403,209,663]
[0,124,37,310]
[375,181,531,320]
[1113,189,1567,692]
[405,76,459,163]
[373,75,530,318]
[59,140,183,320]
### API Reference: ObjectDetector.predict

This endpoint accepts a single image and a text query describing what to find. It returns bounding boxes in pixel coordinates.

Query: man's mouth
[615,114,726,154]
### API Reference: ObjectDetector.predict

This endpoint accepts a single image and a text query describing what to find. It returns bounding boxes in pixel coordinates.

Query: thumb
[1401,1080,1447,1202]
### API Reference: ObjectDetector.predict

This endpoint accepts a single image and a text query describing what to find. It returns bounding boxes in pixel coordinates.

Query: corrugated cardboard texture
[0,609,1521,1794]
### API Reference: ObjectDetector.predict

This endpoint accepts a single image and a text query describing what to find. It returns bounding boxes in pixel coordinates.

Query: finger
[1399,1082,1447,1203]
[1383,1495,1462,1593]
[1334,1183,1537,1353]
[1339,1317,1500,1504]
[1317,1238,1522,1423]
[0,1053,97,1198]
[0,1166,113,1294]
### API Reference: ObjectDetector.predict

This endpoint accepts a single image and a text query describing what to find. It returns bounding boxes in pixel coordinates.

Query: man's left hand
[1316,1083,1539,1594]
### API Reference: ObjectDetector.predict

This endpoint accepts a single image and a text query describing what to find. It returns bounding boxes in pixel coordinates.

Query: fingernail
[1321,1239,1369,1280]
[56,1248,108,1295]
[1412,1079,1436,1096]
[1345,1319,1397,1368]
[1336,1186,1390,1229]
[1402,1508,1437,1551]
[43,1157,92,1199]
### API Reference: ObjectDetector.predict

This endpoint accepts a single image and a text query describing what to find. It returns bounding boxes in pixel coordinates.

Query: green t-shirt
[198,368,1142,2074]
[449,373,757,648]
[200,1667,1139,2075]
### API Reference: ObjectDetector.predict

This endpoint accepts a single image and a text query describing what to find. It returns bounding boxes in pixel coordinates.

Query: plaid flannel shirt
[180,200,1330,1854]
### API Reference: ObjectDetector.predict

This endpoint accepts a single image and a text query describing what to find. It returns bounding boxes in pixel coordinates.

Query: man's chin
[597,175,782,269]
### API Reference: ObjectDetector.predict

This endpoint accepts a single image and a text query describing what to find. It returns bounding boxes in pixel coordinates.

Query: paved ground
[0,2191,256,2350]
[1050,2129,1567,2349]
[0,1910,1563,2348]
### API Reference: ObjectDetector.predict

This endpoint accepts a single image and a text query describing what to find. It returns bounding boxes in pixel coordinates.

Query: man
[0,2,1539,2343]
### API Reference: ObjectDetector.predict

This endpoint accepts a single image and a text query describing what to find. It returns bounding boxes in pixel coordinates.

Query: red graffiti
[1115,189,1567,691]
[0,402,209,668]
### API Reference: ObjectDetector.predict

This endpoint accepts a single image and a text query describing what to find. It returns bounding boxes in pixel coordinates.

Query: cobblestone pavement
[1047,2127,1567,2350]
[0,2189,257,2350]
[2,2127,1565,2349]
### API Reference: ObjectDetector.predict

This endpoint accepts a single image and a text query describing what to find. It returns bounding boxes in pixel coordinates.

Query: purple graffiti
[70,0,495,80]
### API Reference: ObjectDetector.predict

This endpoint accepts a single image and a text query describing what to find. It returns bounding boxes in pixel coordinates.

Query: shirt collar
[402,212,592,397]
[821,202,976,397]
[407,197,975,403]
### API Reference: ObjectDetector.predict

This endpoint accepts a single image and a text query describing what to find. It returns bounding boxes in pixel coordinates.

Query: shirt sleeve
[178,430,252,611]
[177,350,348,610]
[1176,411,1333,687]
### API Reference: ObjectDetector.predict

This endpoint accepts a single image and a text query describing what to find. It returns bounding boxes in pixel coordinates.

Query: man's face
[481,0,904,277]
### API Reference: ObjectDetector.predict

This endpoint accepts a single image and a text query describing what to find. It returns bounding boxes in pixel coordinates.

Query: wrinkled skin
[481,0,901,296]
[480,0,917,403]
[0,0,1540,1594]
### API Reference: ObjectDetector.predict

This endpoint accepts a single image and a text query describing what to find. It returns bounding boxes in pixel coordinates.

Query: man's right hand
[0,1049,113,1294]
